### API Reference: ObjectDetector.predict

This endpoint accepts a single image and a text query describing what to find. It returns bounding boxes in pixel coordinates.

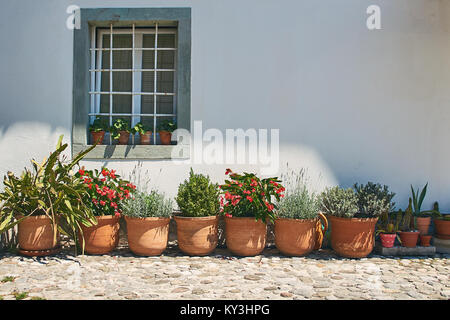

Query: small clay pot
[380,233,396,248]
[328,216,378,258]
[416,217,431,236]
[91,131,105,145]
[174,215,219,256]
[225,216,267,256]
[17,215,59,252]
[117,131,130,145]
[419,234,432,247]
[434,218,450,240]
[398,231,419,248]
[125,216,170,256]
[80,215,120,254]
[159,131,172,145]
[140,132,152,145]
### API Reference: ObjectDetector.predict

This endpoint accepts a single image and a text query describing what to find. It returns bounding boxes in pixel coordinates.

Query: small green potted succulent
[133,122,153,145]
[431,202,450,240]
[398,199,419,247]
[174,169,221,256]
[110,118,132,145]
[275,169,327,256]
[157,119,177,145]
[376,210,402,248]
[89,116,109,145]
[122,190,173,256]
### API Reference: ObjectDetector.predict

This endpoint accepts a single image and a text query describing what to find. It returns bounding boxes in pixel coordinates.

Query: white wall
[0,0,449,210]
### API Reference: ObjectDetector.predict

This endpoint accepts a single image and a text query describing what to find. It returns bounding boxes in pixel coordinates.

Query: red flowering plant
[75,167,136,217]
[219,169,285,223]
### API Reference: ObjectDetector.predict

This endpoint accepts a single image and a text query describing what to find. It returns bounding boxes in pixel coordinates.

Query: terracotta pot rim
[124,216,170,221]
[434,217,450,221]
[224,216,266,221]
[399,230,419,234]
[275,217,318,223]
[140,131,152,135]
[379,232,397,235]
[174,215,218,220]
[327,216,379,222]
[420,234,432,238]
[16,214,60,220]
[416,216,431,220]
[92,215,120,221]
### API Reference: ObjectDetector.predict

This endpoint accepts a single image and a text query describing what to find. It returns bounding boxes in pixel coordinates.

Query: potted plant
[133,122,153,145]
[410,183,433,236]
[122,190,173,256]
[398,199,420,247]
[220,169,284,256]
[110,118,133,145]
[89,116,109,145]
[431,202,450,240]
[76,168,136,254]
[320,182,394,258]
[0,135,97,256]
[157,119,176,145]
[274,169,327,256]
[174,168,220,256]
[376,210,402,248]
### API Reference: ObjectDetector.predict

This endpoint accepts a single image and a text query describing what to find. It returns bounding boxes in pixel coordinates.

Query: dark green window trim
[72,7,191,159]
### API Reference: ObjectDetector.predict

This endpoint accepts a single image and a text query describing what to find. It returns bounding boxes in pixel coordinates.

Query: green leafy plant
[0,135,97,254]
[277,169,319,220]
[319,186,359,218]
[110,118,132,140]
[176,169,220,217]
[89,116,109,133]
[410,183,429,216]
[376,209,402,235]
[219,169,285,223]
[157,119,177,133]
[133,122,152,135]
[354,182,396,218]
[122,190,173,218]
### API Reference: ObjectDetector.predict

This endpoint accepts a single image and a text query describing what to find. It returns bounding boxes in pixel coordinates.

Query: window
[72,8,191,159]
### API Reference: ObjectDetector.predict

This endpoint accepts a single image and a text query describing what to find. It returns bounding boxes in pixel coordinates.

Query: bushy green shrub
[277,170,318,220]
[176,169,220,217]
[122,190,173,218]
[319,186,358,218]
[353,182,395,218]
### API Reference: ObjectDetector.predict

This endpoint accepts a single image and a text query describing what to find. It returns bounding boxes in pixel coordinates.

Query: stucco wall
[0,0,449,211]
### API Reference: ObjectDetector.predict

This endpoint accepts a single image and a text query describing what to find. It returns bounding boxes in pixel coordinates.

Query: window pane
[141,71,155,93]
[157,71,174,93]
[157,96,174,114]
[100,94,110,113]
[141,95,154,114]
[113,71,132,92]
[143,34,155,48]
[113,94,132,114]
[157,34,175,48]
[140,116,154,131]
[102,34,132,48]
[157,50,175,69]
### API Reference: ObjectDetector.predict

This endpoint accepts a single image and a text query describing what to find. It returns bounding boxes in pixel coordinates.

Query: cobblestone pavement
[0,245,448,300]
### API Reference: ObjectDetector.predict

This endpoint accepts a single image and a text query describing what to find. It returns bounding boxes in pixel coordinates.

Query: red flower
[225,192,232,200]
[246,196,253,202]
[78,169,85,176]
[109,170,116,179]
[115,211,121,217]
[101,169,109,177]
[99,200,106,206]
[250,179,257,187]
[225,213,232,218]
[225,168,232,175]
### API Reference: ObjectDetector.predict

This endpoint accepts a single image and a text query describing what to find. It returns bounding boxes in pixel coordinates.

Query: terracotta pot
[398,231,419,248]
[174,215,219,256]
[328,216,378,258]
[419,234,432,247]
[17,215,59,252]
[125,216,170,256]
[275,213,328,256]
[117,131,130,145]
[91,131,105,145]
[80,215,120,254]
[416,217,431,236]
[225,216,267,256]
[434,218,450,240]
[159,131,172,145]
[140,132,152,145]
[380,233,396,248]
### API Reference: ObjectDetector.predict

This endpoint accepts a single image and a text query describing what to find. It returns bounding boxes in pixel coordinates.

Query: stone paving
[0,243,448,300]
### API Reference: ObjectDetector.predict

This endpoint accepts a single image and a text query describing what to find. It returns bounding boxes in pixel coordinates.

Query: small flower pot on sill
[274,213,328,256]
[379,233,396,248]
[225,216,267,256]
[419,234,432,247]
[17,215,60,255]
[140,131,152,145]
[159,131,172,145]
[398,231,419,248]
[117,131,130,145]
[125,216,170,256]
[79,215,120,255]
[91,131,105,145]
[174,215,219,256]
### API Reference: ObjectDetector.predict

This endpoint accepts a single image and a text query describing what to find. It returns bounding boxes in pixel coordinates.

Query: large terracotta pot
[225,216,267,256]
[275,213,328,256]
[140,132,152,145]
[174,215,219,256]
[416,217,431,236]
[91,131,105,145]
[125,216,170,256]
[379,233,396,248]
[328,216,378,258]
[18,215,59,252]
[80,215,120,254]
[118,131,130,145]
[398,231,419,247]
[159,131,172,145]
[434,218,450,240]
